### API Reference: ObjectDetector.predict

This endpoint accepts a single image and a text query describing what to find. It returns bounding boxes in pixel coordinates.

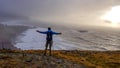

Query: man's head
[48,27,51,30]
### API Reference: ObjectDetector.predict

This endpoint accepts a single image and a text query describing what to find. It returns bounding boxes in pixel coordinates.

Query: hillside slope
[0,24,28,49]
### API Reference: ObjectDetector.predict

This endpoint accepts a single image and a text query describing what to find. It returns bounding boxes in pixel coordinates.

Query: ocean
[1,20,120,51]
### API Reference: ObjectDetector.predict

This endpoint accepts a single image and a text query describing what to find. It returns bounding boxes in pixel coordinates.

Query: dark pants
[44,40,53,56]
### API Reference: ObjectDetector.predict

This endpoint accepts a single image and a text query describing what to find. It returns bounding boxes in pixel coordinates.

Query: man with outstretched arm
[36,27,62,56]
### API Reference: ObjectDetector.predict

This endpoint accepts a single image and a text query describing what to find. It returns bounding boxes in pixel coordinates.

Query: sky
[0,0,120,26]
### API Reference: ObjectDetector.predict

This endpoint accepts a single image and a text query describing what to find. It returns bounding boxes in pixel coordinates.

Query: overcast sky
[0,0,120,26]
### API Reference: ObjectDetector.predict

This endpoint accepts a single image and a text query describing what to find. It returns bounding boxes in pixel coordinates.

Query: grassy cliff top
[0,49,120,68]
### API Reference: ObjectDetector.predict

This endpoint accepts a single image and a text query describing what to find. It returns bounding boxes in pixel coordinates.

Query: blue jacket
[37,30,61,41]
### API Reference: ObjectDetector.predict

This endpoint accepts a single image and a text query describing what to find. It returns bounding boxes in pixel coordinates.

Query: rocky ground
[0,50,86,68]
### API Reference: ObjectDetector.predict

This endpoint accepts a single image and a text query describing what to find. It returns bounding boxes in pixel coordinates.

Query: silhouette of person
[36,27,61,56]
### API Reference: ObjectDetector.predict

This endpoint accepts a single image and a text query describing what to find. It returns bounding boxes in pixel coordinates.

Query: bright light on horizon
[101,6,120,27]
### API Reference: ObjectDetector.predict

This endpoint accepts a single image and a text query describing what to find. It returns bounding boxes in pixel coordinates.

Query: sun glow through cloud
[102,6,120,27]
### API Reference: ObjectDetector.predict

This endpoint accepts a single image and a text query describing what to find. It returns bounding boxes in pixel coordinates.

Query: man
[36,27,61,56]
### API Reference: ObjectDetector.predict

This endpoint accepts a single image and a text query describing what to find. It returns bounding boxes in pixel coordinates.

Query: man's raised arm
[36,30,47,34]
[52,31,62,35]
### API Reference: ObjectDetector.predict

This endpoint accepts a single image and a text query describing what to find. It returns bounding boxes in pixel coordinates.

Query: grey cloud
[0,0,116,25]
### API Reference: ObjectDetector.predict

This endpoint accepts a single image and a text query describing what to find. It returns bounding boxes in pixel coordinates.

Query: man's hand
[36,30,40,32]
[59,33,62,35]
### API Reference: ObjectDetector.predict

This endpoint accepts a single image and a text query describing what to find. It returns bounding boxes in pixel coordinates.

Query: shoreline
[14,27,120,51]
